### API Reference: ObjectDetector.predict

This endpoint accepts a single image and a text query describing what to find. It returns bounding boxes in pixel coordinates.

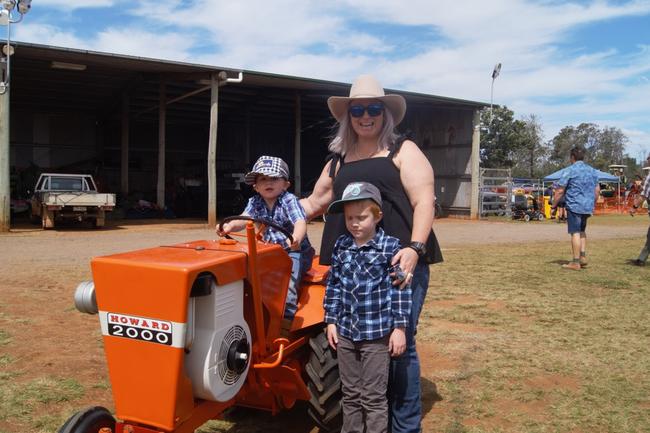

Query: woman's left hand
[391,247,418,289]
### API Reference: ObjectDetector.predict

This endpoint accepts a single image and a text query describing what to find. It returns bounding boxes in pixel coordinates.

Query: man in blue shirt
[552,147,600,270]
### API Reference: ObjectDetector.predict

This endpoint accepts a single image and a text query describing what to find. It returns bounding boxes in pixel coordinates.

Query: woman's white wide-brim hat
[327,74,407,124]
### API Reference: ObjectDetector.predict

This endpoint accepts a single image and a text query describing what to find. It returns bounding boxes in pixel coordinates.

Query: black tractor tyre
[306,328,342,432]
[58,406,115,433]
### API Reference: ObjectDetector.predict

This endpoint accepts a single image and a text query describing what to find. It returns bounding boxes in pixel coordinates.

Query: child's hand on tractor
[287,232,304,250]
[216,222,233,237]
[326,324,338,350]
[388,327,406,357]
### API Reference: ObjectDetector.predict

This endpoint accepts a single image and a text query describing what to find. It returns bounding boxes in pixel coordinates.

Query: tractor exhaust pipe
[74,281,98,314]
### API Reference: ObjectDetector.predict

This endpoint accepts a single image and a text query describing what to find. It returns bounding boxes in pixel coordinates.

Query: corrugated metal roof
[13,41,487,108]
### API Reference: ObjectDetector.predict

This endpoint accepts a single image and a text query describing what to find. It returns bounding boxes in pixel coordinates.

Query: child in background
[323,181,411,433]
[218,156,314,322]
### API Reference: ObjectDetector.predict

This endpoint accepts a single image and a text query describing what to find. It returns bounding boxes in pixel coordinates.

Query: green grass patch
[0,377,84,422]
[0,355,11,367]
[0,330,11,346]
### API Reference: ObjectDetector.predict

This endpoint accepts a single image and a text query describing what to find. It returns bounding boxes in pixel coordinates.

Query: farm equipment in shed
[62,216,342,433]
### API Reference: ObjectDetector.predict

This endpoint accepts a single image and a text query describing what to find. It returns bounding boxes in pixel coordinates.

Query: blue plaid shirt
[558,161,600,214]
[324,228,411,342]
[244,190,311,250]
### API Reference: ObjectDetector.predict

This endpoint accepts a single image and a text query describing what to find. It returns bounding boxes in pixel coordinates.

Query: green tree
[549,123,600,167]
[511,114,548,178]
[592,126,626,169]
[480,106,527,168]
[549,123,629,171]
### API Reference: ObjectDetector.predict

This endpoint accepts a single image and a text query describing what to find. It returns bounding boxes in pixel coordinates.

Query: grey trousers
[338,335,390,433]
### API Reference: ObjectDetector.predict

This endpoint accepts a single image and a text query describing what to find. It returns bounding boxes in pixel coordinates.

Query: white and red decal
[99,312,185,348]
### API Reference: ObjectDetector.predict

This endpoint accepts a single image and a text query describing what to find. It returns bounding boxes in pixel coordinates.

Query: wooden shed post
[207,73,219,228]
[470,109,481,219]
[156,79,166,209]
[120,93,129,197]
[294,92,302,197]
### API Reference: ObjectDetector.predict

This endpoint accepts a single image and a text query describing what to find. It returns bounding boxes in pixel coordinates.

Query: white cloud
[32,0,120,10]
[11,0,650,158]
[91,28,194,62]
[14,23,195,63]
[14,23,85,48]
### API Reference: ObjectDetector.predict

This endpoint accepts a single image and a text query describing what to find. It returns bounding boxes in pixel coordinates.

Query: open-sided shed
[4,42,486,226]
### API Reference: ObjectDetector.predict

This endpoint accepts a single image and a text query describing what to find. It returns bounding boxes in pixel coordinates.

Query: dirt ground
[0,217,647,433]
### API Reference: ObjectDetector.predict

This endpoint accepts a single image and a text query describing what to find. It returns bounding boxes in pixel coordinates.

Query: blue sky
[11,0,650,161]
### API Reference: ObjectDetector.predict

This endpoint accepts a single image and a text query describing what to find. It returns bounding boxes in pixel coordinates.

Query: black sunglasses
[349,103,384,118]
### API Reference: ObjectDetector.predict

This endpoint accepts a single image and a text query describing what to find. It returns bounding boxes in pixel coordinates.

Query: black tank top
[319,141,443,265]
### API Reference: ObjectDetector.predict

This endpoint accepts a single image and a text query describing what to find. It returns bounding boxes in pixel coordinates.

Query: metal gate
[480,168,512,217]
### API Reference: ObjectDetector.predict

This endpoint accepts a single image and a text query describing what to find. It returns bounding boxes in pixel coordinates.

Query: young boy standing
[218,155,314,321]
[323,181,411,433]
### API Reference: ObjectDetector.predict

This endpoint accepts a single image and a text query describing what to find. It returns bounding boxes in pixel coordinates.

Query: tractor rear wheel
[306,328,342,432]
[58,406,115,433]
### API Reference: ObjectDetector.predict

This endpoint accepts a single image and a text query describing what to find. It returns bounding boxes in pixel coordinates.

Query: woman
[301,74,443,433]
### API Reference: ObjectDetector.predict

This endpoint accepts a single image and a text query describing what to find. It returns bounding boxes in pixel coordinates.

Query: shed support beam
[294,92,302,197]
[135,85,210,118]
[245,108,251,165]
[121,93,129,196]
[470,109,481,219]
[207,73,219,228]
[157,80,166,208]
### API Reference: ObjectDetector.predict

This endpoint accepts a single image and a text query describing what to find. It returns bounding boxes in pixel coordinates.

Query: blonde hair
[328,105,400,156]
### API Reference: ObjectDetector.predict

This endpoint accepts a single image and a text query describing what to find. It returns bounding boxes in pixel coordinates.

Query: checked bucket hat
[244,156,290,185]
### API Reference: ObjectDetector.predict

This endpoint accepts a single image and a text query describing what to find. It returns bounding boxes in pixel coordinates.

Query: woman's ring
[406,272,413,279]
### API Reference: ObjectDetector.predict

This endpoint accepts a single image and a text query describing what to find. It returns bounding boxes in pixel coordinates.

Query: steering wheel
[218,215,295,245]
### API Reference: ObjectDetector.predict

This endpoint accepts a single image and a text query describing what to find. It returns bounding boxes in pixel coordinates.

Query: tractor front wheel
[306,328,342,432]
[58,406,115,433]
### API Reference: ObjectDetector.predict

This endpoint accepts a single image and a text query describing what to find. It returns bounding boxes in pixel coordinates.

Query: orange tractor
[62,217,341,433]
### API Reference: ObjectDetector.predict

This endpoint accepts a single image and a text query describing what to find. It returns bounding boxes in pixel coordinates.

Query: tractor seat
[302,257,329,283]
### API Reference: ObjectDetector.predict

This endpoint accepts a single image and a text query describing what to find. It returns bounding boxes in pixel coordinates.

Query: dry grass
[1,228,648,433]
[421,236,649,433]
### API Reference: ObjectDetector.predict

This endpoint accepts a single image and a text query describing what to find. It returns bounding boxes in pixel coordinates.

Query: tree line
[479,106,643,181]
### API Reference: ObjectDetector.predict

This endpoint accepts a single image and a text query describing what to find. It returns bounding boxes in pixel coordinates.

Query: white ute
[30,173,116,229]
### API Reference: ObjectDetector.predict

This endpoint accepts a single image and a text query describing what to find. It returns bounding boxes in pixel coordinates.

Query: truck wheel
[42,209,54,229]
[306,328,342,432]
[58,406,115,433]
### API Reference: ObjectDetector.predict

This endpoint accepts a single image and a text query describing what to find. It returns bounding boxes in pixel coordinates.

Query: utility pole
[489,62,501,125]
[0,0,32,232]
[0,63,8,231]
